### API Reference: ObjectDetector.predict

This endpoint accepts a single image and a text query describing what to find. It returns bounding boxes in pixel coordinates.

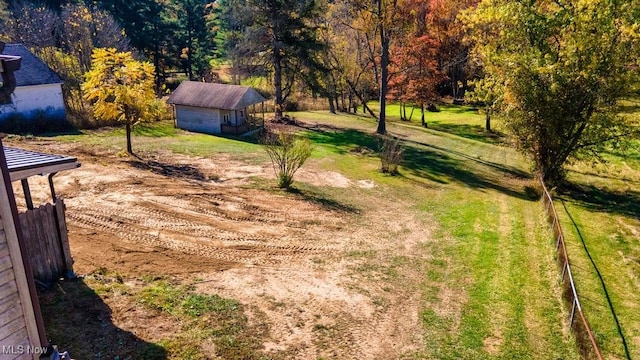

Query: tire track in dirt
[67,195,336,267]
[148,194,283,224]
[69,210,296,266]
[71,199,336,251]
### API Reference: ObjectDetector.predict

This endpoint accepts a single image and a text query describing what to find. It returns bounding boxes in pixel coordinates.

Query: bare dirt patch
[11,139,428,359]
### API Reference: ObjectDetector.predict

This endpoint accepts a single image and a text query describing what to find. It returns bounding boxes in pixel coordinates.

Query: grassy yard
[290,110,579,359]
[29,106,599,358]
[360,101,506,145]
[297,107,640,358]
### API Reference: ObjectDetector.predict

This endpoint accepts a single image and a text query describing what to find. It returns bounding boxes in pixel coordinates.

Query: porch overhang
[4,146,80,181]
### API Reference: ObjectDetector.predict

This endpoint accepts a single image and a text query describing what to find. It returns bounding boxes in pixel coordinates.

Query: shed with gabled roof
[0,44,66,128]
[167,81,266,135]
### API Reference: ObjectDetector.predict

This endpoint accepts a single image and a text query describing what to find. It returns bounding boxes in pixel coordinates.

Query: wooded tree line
[0,0,477,129]
[0,0,638,183]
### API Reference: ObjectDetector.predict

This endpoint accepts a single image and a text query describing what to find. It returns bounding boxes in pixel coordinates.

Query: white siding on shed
[175,105,221,134]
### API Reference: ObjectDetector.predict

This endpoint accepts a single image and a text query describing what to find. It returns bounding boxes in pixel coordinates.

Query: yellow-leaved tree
[82,48,164,154]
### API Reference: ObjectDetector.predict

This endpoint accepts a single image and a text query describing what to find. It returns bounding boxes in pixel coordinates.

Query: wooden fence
[540,179,603,360]
[18,199,73,284]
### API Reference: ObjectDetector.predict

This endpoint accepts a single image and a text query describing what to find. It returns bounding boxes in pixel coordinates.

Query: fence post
[54,199,74,278]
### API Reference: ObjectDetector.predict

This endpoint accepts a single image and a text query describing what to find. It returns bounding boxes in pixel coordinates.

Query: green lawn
[288,110,578,358]
[53,120,267,162]
[296,107,640,358]
[359,101,505,145]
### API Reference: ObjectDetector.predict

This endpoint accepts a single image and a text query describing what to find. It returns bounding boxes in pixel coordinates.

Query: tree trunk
[273,55,283,120]
[271,4,283,121]
[485,107,491,132]
[126,122,133,154]
[328,97,336,114]
[186,27,194,80]
[421,103,426,127]
[153,22,162,94]
[377,25,390,134]
[345,79,377,118]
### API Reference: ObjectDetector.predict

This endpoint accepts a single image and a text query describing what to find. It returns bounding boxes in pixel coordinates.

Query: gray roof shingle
[1,44,62,86]
[167,81,267,110]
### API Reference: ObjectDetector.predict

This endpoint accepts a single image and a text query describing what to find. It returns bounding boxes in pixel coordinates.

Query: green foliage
[219,0,326,119]
[82,48,166,153]
[462,0,640,185]
[466,76,503,132]
[261,130,314,188]
[174,0,218,80]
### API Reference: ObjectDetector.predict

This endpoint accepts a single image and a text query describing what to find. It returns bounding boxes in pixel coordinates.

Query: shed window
[223,114,230,124]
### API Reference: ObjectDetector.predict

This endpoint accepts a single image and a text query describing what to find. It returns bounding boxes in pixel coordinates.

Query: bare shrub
[380,135,403,174]
[261,130,314,188]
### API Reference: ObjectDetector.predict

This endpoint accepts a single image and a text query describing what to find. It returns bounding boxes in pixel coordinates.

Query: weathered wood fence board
[18,199,73,283]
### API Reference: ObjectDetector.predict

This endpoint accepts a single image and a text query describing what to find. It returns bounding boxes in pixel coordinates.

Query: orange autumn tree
[388,0,441,126]
[429,0,479,99]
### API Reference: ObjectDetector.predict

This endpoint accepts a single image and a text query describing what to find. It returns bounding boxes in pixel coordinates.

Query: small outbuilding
[167,81,266,135]
[0,44,66,128]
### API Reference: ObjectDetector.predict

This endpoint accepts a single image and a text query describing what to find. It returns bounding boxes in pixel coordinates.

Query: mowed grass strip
[413,181,576,359]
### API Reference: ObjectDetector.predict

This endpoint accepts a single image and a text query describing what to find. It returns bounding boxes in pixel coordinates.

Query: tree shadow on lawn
[402,144,534,201]
[428,123,506,145]
[31,128,85,137]
[557,182,640,219]
[304,126,534,200]
[40,278,167,359]
[286,186,361,214]
[127,156,214,182]
[303,126,380,155]
[403,138,530,180]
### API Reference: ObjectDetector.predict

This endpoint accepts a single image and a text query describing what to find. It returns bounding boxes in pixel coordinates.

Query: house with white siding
[167,81,266,135]
[0,44,66,128]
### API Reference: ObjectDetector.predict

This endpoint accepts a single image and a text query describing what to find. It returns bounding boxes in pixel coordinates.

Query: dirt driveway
[11,139,431,359]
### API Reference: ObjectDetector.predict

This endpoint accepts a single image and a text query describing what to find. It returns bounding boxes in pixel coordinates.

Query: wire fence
[539,179,603,360]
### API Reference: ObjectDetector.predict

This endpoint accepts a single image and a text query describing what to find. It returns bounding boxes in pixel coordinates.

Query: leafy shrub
[261,130,314,189]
